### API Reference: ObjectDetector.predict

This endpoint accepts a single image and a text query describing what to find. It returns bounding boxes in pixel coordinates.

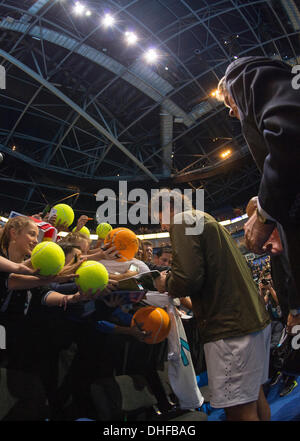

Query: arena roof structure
[0,0,299,221]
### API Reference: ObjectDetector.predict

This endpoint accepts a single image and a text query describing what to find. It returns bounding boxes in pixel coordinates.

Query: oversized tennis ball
[52,204,74,228]
[96,223,112,239]
[131,306,171,344]
[72,226,90,238]
[104,227,139,262]
[31,242,65,276]
[75,260,109,294]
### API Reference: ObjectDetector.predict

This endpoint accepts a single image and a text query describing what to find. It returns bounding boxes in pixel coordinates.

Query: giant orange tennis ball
[131,306,171,344]
[104,227,139,262]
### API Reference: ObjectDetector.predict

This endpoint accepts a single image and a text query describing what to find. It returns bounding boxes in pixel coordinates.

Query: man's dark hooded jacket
[224,56,300,227]
[225,56,300,303]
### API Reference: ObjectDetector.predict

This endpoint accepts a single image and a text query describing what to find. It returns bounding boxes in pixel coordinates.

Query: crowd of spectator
[247,256,271,283]
[0,203,296,421]
[0,208,199,421]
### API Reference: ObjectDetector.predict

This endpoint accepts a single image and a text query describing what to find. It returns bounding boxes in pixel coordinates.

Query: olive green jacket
[166,211,270,344]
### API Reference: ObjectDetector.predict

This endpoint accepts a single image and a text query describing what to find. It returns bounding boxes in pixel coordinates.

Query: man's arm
[255,71,300,318]
[180,297,193,310]
[255,68,300,225]
[166,221,205,298]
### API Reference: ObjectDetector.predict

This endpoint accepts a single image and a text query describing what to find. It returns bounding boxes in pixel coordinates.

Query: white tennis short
[204,324,271,409]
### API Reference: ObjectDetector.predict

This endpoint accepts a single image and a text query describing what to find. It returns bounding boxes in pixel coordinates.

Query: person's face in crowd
[158,252,172,267]
[65,248,82,265]
[265,274,272,283]
[144,245,153,261]
[11,222,39,257]
[135,248,143,260]
[97,238,104,247]
[153,253,159,265]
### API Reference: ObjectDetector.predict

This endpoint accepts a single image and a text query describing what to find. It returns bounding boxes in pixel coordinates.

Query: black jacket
[225,56,300,227]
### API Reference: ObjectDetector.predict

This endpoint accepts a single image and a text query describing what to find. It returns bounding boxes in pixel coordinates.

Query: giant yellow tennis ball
[104,227,139,262]
[75,260,109,294]
[96,223,112,239]
[72,226,90,238]
[31,242,65,276]
[52,204,74,228]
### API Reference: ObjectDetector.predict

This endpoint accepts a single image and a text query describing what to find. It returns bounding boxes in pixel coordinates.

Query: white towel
[145,292,203,409]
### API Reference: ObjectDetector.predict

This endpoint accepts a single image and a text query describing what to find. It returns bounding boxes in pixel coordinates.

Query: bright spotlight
[220,149,232,159]
[125,31,138,45]
[86,10,91,16]
[102,13,115,27]
[73,2,85,15]
[210,89,218,97]
[144,48,158,64]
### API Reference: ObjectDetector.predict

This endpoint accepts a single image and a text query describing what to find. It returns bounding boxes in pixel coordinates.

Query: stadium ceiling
[0,0,299,218]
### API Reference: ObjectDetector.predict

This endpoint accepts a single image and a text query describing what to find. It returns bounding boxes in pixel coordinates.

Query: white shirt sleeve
[257,198,276,222]
[130,258,150,274]
[41,291,54,306]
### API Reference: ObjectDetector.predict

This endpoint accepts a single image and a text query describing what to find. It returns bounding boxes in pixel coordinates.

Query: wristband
[96,320,116,334]
[112,307,132,326]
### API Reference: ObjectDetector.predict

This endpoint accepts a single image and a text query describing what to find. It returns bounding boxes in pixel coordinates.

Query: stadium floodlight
[73,2,85,15]
[144,48,158,64]
[220,149,232,159]
[102,13,115,27]
[125,31,138,45]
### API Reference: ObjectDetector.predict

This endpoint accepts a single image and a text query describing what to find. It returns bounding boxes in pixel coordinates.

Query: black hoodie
[224,56,300,227]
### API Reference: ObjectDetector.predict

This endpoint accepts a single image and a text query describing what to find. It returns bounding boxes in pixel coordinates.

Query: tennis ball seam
[77,262,105,269]
[60,205,67,222]
[106,228,138,261]
[31,242,51,259]
[31,243,65,275]
[32,243,64,260]
[72,226,90,237]
[97,223,112,238]
[54,204,74,226]
[62,205,73,225]
[55,204,68,222]
[43,262,64,275]
[75,261,109,292]
[151,309,165,344]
